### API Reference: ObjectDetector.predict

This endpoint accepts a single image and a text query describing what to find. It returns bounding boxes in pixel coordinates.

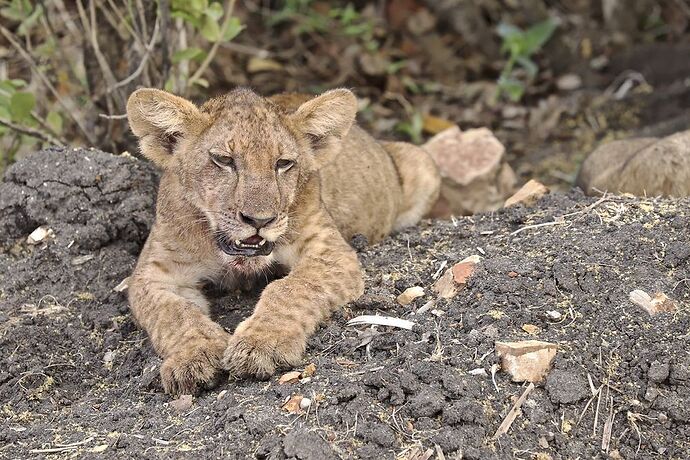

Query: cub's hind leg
[382,141,441,230]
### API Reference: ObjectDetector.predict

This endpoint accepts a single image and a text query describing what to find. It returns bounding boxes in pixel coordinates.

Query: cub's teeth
[234,240,242,246]
[259,240,266,246]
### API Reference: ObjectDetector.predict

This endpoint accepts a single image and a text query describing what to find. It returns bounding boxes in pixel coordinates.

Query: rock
[301,363,317,379]
[282,394,304,414]
[27,226,54,244]
[170,394,193,412]
[397,286,425,305]
[629,290,678,315]
[648,360,670,383]
[406,7,436,35]
[521,324,540,335]
[424,126,516,216]
[545,369,590,404]
[495,340,558,383]
[546,310,562,321]
[556,74,582,91]
[433,255,479,299]
[299,397,312,410]
[433,269,457,299]
[279,371,302,385]
[504,179,549,208]
[577,130,690,197]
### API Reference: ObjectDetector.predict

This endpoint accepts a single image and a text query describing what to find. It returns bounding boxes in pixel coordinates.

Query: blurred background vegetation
[1,0,689,186]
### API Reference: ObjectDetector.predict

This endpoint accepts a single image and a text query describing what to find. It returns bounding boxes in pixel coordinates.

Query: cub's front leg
[128,241,231,395]
[222,213,364,378]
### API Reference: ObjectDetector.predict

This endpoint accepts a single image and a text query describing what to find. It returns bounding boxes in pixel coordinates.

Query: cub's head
[126,87,356,258]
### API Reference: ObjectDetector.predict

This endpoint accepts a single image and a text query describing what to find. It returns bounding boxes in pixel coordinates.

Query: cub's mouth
[216,233,274,257]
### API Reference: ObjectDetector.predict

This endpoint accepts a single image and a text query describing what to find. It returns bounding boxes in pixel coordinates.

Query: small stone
[648,360,670,383]
[299,397,312,410]
[103,351,115,364]
[468,368,487,376]
[406,7,436,35]
[521,324,540,335]
[432,269,457,299]
[27,226,54,244]
[546,310,562,320]
[495,340,558,383]
[282,394,304,414]
[556,73,582,91]
[397,286,425,305]
[433,256,479,299]
[504,179,549,208]
[301,363,317,379]
[170,394,193,412]
[629,290,678,316]
[279,371,302,385]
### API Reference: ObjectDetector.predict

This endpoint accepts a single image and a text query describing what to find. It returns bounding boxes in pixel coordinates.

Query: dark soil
[1,147,689,459]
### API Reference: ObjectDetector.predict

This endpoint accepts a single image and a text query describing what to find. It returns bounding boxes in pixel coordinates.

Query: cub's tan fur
[126,87,440,394]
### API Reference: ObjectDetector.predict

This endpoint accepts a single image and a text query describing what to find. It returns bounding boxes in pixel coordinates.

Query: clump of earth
[1,148,689,459]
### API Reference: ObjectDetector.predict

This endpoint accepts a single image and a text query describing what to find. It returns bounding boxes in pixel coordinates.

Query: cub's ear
[291,89,357,152]
[126,88,203,168]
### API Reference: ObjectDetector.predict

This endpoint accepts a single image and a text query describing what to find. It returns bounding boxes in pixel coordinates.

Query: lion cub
[126,87,440,394]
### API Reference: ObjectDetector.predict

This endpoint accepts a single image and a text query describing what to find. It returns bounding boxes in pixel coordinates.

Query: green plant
[268,2,379,51]
[496,18,558,102]
[395,111,423,144]
[0,0,245,172]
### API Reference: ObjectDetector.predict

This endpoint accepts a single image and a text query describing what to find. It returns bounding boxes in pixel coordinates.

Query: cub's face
[127,88,356,259]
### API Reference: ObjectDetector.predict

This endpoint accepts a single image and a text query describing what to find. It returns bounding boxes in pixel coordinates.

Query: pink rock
[424,126,516,216]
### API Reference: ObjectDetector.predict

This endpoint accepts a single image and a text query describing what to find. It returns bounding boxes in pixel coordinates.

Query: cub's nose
[239,212,276,229]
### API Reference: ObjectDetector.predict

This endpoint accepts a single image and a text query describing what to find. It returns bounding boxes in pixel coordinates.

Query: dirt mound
[1,148,689,459]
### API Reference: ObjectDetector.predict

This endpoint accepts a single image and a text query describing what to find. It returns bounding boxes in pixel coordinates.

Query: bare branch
[109,18,160,92]
[0,117,65,146]
[0,24,97,145]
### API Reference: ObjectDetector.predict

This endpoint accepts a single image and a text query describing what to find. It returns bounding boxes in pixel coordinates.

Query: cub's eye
[276,159,294,172]
[210,153,235,169]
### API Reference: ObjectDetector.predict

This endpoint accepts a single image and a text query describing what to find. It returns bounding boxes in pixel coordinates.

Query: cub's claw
[222,323,305,380]
[160,337,227,395]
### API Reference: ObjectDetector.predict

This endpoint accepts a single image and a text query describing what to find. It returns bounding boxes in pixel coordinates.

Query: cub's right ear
[126,88,204,168]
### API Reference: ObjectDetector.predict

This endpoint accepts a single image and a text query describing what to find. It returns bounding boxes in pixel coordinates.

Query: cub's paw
[222,324,305,380]
[160,336,228,395]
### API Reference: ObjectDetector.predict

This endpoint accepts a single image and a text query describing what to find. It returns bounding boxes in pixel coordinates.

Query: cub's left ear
[291,89,357,150]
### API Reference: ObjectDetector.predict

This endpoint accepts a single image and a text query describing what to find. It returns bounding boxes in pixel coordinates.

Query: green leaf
[170,10,201,28]
[498,76,525,102]
[200,14,221,41]
[223,17,244,40]
[516,56,538,78]
[9,91,35,121]
[164,76,175,93]
[9,79,27,88]
[522,18,558,56]
[0,0,32,21]
[205,2,223,20]
[496,22,521,39]
[172,47,205,63]
[46,111,63,134]
[17,3,43,36]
